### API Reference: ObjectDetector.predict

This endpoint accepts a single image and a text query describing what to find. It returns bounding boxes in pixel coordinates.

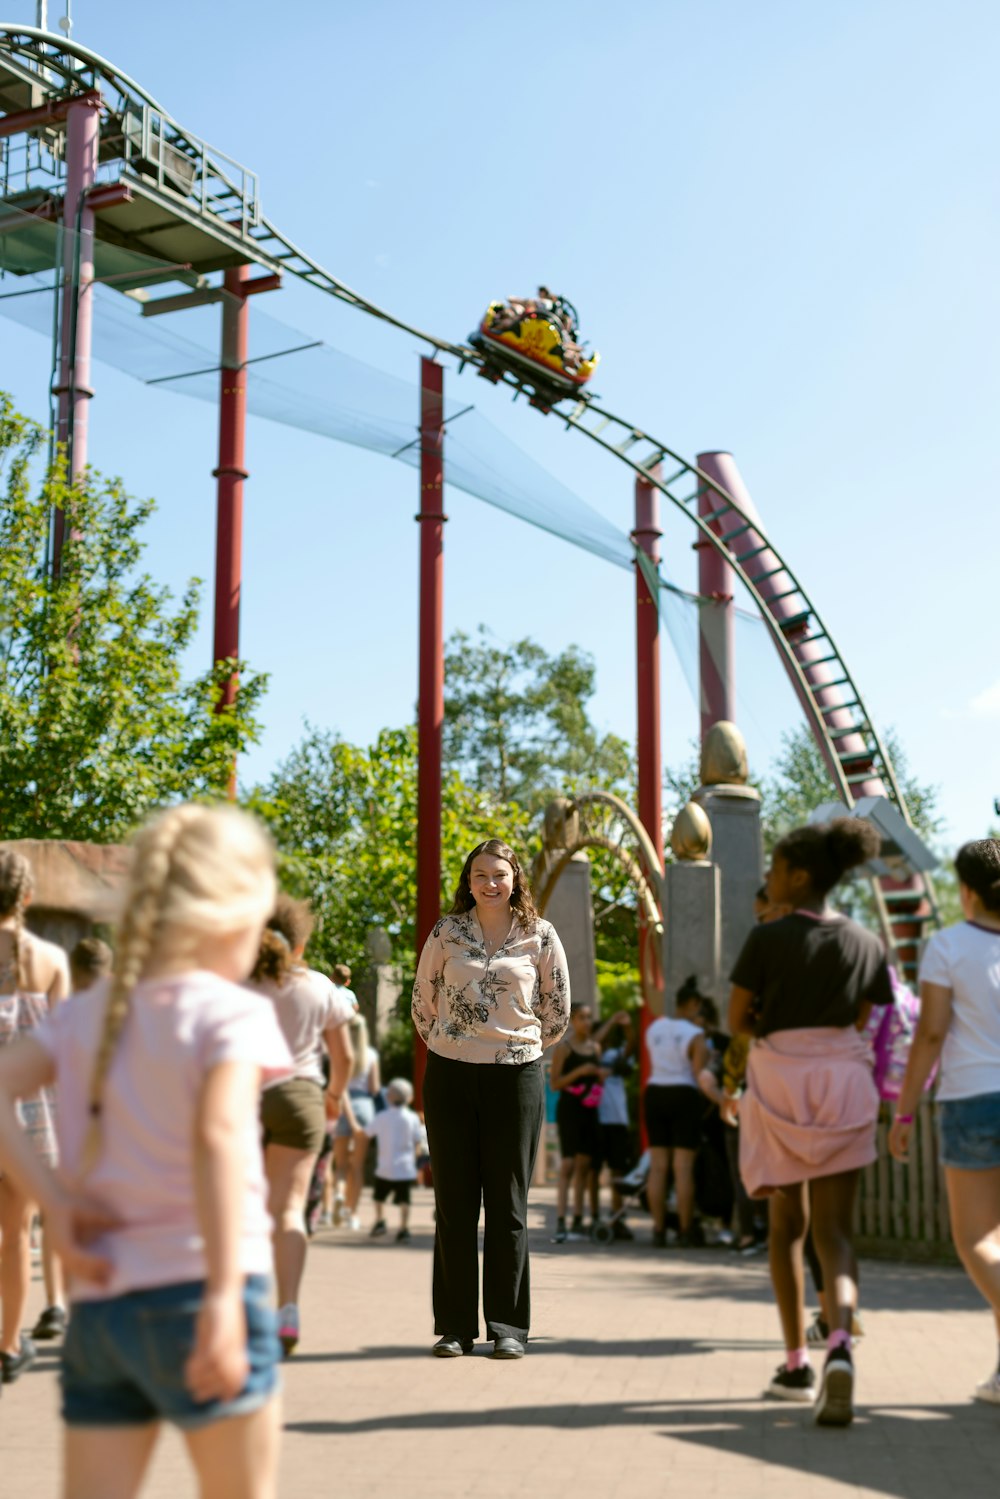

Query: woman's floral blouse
[411,910,571,1065]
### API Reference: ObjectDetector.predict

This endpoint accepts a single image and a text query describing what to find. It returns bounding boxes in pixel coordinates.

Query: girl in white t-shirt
[890,838,1000,1407]
[643,978,709,1248]
[0,805,293,1499]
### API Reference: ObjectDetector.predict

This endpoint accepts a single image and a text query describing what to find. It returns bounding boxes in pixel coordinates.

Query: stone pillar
[663,801,721,1013]
[357,927,403,1043]
[543,851,598,1014]
[692,722,763,1000]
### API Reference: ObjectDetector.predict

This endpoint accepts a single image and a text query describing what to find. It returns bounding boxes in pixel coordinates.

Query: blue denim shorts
[938,1091,1000,1170]
[62,1275,280,1429]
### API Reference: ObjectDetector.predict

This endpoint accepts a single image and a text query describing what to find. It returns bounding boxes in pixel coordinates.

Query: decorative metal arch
[532,793,666,1013]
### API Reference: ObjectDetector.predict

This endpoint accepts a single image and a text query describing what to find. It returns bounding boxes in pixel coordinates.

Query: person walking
[248,896,354,1356]
[729,818,892,1427]
[0,849,69,1384]
[366,1078,425,1243]
[643,977,710,1248]
[0,804,291,1496]
[412,838,570,1359]
[593,1010,636,1238]
[889,838,1000,1405]
[330,1011,380,1230]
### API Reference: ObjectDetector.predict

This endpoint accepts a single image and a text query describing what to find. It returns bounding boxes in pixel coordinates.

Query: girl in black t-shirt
[729,818,892,1428]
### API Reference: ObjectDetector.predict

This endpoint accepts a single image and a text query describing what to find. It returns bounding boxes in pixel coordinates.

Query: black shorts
[373,1176,412,1206]
[556,1094,600,1161]
[644,1085,702,1152]
[592,1123,631,1177]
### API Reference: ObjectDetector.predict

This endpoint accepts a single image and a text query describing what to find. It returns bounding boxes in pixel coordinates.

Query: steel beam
[212,264,250,794]
[633,470,664,1126]
[52,90,100,575]
[414,357,446,1109]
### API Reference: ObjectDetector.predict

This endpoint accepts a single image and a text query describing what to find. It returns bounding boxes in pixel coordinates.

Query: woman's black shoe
[31,1306,68,1341]
[491,1336,525,1359]
[0,1335,38,1383]
[432,1335,474,1357]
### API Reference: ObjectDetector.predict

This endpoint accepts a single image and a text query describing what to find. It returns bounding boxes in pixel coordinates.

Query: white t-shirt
[646,1016,702,1088]
[35,971,293,1302]
[597,1046,630,1127]
[919,922,1000,1101]
[252,968,353,1085]
[366,1104,425,1181]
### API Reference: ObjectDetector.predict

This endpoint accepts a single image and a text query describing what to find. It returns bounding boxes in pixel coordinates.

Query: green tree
[0,394,266,839]
[444,626,637,968]
[249,723,530,995]
[444,626,632,814]
[759,724,942,851]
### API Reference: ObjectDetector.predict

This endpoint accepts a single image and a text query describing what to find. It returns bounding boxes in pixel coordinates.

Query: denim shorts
[62,1275,280,1429]
[938,1091,1000,1170]
[334,1092,376,1139]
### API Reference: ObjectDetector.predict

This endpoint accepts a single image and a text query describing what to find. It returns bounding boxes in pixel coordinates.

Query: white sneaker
[974,1370,1000,1405]
[815,1349,854,1426]
[349,1213,361,1231]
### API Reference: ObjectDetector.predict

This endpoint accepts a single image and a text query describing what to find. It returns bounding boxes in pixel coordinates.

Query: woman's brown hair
[449,839,539,928]
[251,892,315,984]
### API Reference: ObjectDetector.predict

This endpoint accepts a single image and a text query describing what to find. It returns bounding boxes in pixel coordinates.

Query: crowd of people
[0,814,997,1493]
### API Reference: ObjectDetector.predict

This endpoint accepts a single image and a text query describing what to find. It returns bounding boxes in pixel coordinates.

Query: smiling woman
[411,838,570,1359]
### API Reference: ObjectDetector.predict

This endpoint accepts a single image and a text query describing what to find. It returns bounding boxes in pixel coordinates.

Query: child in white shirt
[366,1078,426,1243]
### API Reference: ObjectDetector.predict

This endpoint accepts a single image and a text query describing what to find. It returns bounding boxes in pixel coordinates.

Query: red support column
[212,266,250,795]
[52,91,101,575]
[414,357,446,1109]
[633,473,664,1121]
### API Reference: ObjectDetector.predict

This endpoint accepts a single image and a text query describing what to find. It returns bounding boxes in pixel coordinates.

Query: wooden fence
[855,1100,956,1262]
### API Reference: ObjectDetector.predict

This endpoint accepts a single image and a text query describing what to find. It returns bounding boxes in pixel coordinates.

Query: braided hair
[79,804,276,1177]
[0,849,35,991]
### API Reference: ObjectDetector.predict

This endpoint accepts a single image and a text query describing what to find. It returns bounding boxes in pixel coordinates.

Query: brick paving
[2,1186,997,1499]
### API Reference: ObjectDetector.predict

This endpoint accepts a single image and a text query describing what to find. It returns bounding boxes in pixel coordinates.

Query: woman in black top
[729,819,892,1427]
[550,1004,608,1242]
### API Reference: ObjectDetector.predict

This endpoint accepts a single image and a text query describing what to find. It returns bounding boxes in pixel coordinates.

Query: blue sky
[2,1,998,848]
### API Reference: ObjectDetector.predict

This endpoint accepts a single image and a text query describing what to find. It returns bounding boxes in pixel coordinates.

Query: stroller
[592,1150,651,1244]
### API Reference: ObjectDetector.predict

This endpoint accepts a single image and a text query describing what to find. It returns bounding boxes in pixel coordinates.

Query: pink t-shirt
[250,967,354,1085]
[34,970,293,1302]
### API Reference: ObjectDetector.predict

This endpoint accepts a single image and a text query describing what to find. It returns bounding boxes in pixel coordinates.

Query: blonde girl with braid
[0,848,70,1384]
[0,806,294,1499]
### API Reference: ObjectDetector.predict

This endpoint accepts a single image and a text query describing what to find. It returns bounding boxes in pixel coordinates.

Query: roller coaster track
[0,26,938,966]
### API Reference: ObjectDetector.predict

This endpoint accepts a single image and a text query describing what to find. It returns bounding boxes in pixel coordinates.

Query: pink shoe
[278,1304,299,1357]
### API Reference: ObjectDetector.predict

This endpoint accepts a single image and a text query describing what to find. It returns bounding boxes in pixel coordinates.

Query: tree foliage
[758,724,942,852]
[444,626,631,814]
[249,724,530,985]
[0,395,266,840]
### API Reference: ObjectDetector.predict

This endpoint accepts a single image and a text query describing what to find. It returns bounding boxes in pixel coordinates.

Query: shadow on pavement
[288,1336,731,1363]
[285,1397,999,1496]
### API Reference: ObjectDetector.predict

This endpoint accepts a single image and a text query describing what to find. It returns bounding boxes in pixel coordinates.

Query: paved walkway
[2,1187,997,1498]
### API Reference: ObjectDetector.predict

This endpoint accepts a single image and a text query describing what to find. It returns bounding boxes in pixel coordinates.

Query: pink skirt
[739,1027,878,1198]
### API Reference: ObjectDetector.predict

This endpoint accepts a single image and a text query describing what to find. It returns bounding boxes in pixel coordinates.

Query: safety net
[0,201,786,737]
